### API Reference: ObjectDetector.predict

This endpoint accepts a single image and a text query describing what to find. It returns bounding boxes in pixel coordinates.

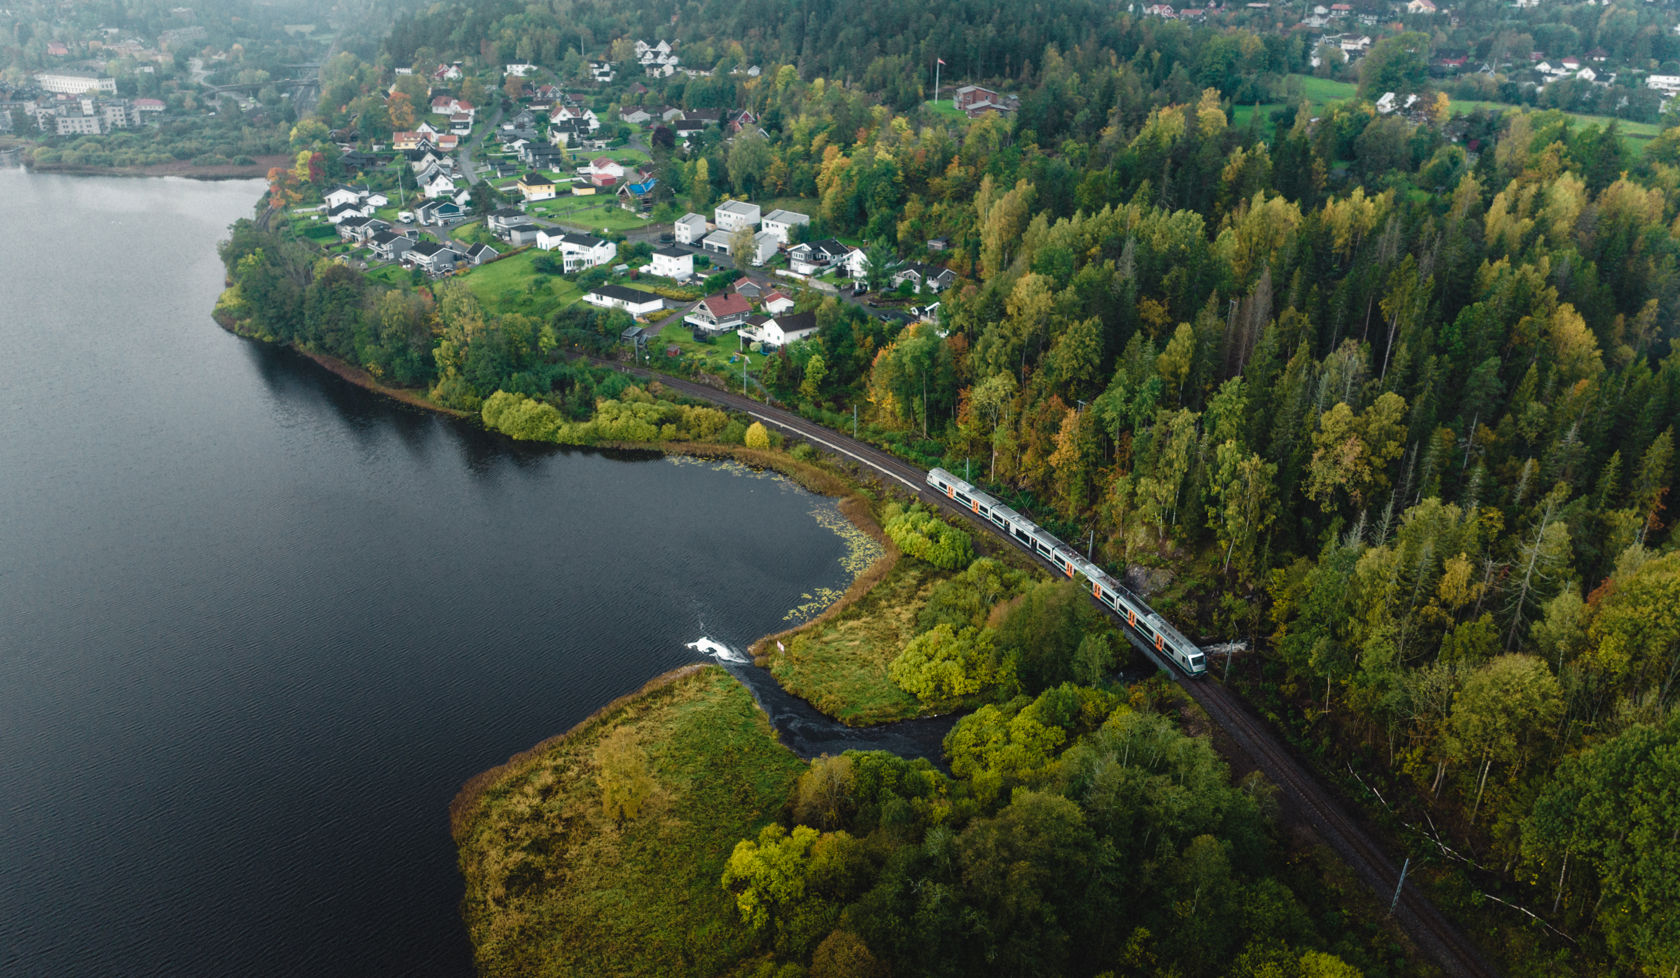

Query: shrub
[882,504,973,570]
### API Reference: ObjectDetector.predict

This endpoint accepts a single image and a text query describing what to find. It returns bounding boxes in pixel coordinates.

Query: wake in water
[686,636,748,663]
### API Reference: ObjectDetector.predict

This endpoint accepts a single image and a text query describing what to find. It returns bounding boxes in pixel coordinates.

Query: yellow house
[517,171,557,202]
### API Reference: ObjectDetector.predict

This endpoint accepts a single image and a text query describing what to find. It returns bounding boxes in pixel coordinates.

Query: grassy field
[453,666,805,978]
[920,98,969,123]
[526,195,652,232]
[763,557,934,726]
[458,249,582,314]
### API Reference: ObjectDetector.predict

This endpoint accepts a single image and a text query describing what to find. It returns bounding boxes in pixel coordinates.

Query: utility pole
[852,403,857,438]
[1389,858,1411,916]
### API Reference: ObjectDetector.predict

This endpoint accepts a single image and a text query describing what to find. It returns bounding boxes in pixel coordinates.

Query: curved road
[616,363,1502,978]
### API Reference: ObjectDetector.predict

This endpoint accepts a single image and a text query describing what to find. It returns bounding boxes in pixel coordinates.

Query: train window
[954,491,971,505]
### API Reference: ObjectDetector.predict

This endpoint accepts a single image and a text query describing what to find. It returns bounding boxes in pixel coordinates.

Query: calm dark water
[0,169,860,977]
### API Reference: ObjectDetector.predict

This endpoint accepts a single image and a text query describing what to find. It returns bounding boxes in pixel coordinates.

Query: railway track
[622,365,1501,977]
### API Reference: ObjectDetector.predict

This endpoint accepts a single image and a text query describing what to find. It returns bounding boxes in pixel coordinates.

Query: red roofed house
[685,292,753,335]
[47,42,69,56]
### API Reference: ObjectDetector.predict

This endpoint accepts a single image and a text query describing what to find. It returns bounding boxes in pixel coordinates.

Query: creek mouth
[687,637,959,765]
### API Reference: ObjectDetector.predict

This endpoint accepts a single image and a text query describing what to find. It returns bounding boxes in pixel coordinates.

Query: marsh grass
[451,666,803,978]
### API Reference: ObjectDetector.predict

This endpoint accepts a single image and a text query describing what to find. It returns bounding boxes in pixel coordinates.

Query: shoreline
[221,313,932,814]
[21,153,291,181]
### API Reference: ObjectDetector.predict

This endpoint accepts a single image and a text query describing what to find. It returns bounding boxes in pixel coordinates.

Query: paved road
[602,360,1503,978]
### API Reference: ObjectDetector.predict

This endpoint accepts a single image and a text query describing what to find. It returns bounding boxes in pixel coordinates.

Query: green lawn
[1284,73,1359,103]
[920,98,969,123]
[527,195,652,232]
[652,320,769,374]
[458,249,582,314]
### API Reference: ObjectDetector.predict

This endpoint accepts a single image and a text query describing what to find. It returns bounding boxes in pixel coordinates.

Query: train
[925,467,1208,677]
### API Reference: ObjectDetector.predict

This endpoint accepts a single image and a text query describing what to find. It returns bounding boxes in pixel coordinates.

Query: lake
[0,169,859,976]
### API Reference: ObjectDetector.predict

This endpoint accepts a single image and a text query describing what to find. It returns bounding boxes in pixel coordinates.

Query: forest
[214,0,1680,974]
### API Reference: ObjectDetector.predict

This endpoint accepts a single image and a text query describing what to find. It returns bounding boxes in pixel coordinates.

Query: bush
[882,504,973,570]
[745,421,771,449]
[887,623,1011,709]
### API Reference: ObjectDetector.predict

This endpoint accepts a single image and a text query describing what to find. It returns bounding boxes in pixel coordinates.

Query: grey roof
[653,246,689,258]
[591,284,662,304]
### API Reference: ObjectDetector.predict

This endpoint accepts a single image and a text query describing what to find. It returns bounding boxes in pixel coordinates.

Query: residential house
[486,207,527,232]
[586,157,626,181]
[419,171,457,199]
[733,278,766,299]
[759,209,810,245]
[584,284,665,317]
[953,85,1019,116]
[726,109,759,135]
[685,292,753,335]
[406,241,462,275]
[464,242,500,266]
[324,185,368,210]
[518,171,558,202]
[368,230,415,261]
[536,231,617,272]
[745,231,781,266]
[503,223,543,247]
[762,291,795,315]
[1405,0,1436,12]
[617,177,658,211]
[412,199,464,225]
[327,201,374,224]
[449,113,472,135]
[714,200,761,232]
[337,215,375,240]
[650,247,694,280]
[590,62,615,83]
[673,212,709,244]
[890,262,956,294]
[620,107,653,125]
[787,238,850,276]
[504,63,538,77]
[551,103,599,131]
[738,311,818,350]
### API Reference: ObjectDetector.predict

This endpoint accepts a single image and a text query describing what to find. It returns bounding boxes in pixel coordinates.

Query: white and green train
[926,467,1208,677]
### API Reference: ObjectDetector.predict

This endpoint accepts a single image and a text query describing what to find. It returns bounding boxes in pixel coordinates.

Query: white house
[673,212,709,244]
[714,200,761,232]
[762,291,795,315]
[585,284,665,317]
[1648,74,1680,96]
[746,230,780,267]
[650,246,694,280]
[419,172,457,199]
[537,231,617,272]
[759,208,810,246]
[891,262,956,294]
[738,311,818,350]
[504,63,538,77]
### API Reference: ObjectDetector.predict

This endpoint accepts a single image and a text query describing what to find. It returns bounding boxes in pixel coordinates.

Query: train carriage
[926,469,1207,677]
